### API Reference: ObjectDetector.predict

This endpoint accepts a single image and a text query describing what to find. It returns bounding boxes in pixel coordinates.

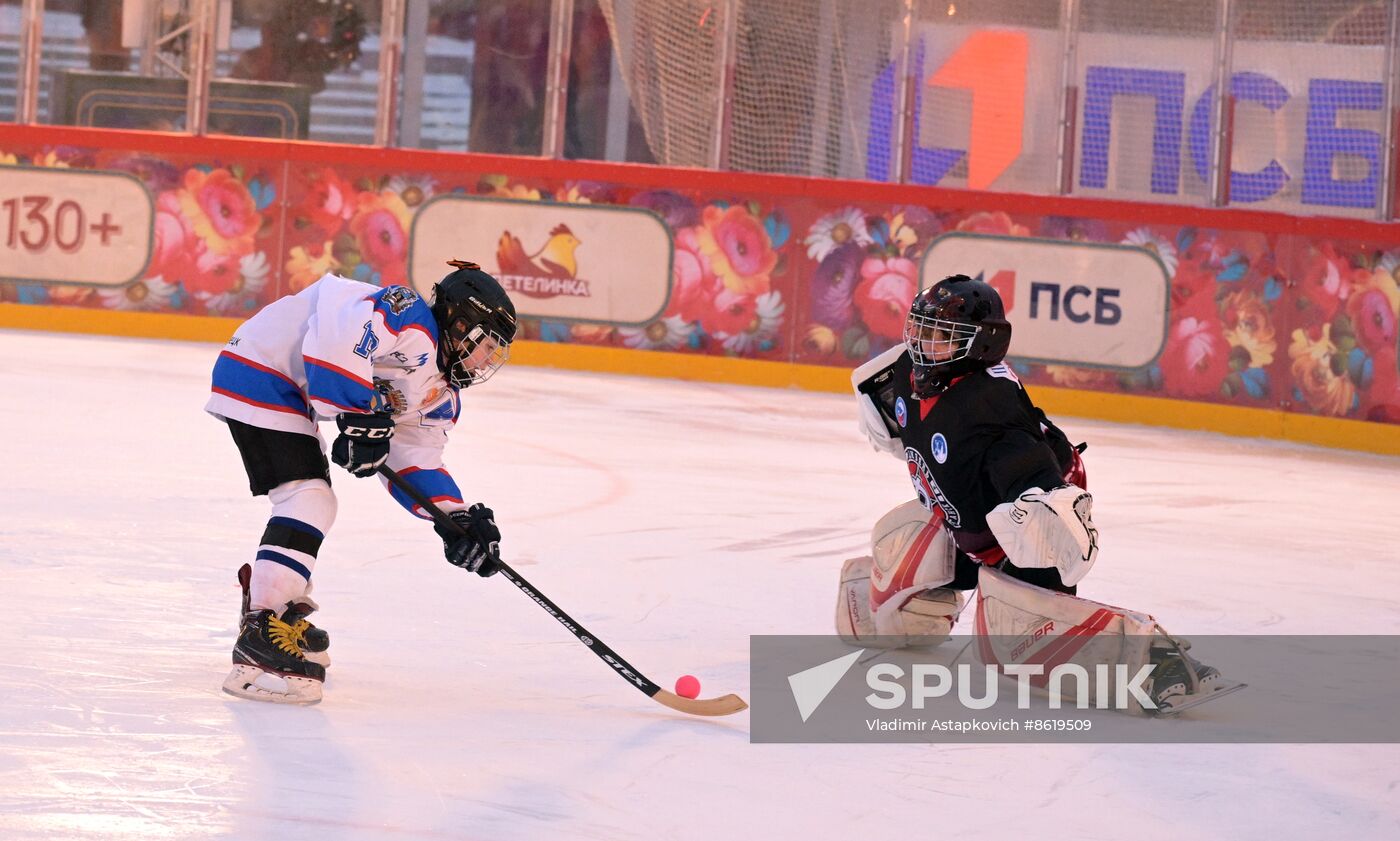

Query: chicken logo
[494,224,591,299]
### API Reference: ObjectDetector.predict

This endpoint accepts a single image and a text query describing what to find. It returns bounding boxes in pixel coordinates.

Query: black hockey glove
[436,504,501,577]
[330,412,395,477]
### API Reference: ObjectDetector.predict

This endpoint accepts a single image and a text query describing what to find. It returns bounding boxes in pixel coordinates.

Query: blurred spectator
[81,0,131,71]
[465,0,550,155]
[231,0,366,94]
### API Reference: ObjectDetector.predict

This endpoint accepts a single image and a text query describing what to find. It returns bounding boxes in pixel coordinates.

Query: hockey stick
[377,464,748,718]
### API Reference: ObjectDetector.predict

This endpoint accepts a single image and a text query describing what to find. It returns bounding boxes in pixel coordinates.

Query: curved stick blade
[651,690,749,717]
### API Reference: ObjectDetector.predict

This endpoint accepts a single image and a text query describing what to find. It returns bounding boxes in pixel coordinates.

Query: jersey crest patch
[931,432,948,464]
[371,378,408,414]
[382,286,420,315]
[895,397,908,428]
[905,446,961,527]
[419,388,460,427]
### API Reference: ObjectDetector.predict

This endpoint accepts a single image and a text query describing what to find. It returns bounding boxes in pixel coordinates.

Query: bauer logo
[895,397,908,428]
[409,196,673,326]
[931,432,948,464]
[920,233,1170,369]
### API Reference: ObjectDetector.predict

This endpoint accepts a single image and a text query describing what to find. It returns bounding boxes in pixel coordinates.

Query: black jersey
[858,350,1074,544]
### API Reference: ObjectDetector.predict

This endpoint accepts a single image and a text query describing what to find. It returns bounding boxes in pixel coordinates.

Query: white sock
[249,479,337,612]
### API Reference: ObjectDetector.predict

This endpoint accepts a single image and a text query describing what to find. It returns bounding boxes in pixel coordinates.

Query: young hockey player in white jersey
[839,274,1238,714]
[205,260,517,704]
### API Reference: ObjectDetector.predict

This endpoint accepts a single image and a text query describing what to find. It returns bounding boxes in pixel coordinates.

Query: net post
[893,0,917,183]
[1207,0,1236,207]
[184,0,217,136]
[15,0,42,125]
[543,0,577,159]
[712,0,741,170]
[1381,0,1400,219]
[1054,0,1081,195]
[375,0,406,147]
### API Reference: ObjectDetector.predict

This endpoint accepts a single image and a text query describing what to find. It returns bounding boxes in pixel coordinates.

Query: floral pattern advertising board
[0,136,1397,427]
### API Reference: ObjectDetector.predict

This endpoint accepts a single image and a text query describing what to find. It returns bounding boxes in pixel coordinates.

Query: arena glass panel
[1222,0,1391,218]
[34,0,188,134]
[900,0,1064,193]
[1070,0,1220,205]
[0,0,18,123]
[393,0,550,155]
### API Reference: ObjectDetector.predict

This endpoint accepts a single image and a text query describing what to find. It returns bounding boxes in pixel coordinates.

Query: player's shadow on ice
[218,701,363,836]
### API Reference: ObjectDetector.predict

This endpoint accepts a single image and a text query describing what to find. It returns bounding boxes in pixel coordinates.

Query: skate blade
[222,664,323,705]
[1154,680,1247,717]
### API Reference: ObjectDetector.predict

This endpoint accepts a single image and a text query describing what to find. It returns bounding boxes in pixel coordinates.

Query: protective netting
[0,1,18,123]
[1072,0,1220,204]
[597,0,909,177]
[905,0,1064,193]
[1229,0,1391,213]
[595,0,728,169]
[596,0,1400,217]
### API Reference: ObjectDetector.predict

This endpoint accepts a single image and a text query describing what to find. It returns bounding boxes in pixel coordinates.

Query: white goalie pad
[986,485,1099,586]
[835,556,963,645]
[869,500,955,618]
[974,566,1159,714]
[835,499,963,645]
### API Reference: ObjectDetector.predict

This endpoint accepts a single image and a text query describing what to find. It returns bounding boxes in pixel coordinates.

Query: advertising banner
[409,196,672,325]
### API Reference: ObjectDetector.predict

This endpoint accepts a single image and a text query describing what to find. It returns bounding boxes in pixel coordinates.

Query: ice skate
[223,608,326,705]
[1147,637,1245,716]
[238,563,330,668]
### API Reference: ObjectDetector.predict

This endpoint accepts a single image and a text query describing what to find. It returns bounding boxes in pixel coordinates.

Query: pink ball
[674,675,701,699]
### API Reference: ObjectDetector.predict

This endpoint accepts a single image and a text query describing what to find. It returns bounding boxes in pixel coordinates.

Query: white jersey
[205,273,468,518]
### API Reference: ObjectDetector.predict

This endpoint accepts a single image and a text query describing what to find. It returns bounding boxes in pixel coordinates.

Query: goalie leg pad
[869,500,955,616]
[835,556,964,646]
[975,565,1157,713]
[836,499,961,647]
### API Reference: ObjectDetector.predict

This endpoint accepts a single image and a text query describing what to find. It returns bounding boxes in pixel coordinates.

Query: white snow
[1,329,1397,840]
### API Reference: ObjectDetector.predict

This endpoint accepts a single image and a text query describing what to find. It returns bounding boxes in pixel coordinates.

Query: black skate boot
[223,608,326,704]
[238,563,330,668]
[1148,639,1222,713]
[283,601,331,668]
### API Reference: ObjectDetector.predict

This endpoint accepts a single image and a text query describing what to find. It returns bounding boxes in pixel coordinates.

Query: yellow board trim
[4,303,1397,456]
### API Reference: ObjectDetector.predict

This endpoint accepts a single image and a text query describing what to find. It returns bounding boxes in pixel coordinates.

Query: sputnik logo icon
[787,649,864,722]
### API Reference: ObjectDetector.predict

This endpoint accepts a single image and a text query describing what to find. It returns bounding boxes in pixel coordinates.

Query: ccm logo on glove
[331,412,395,477]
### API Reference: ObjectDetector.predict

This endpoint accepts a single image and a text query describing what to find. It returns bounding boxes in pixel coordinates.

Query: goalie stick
[377,465,749,718]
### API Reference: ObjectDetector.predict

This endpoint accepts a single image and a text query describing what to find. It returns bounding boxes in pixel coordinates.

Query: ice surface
[1,330,1397,840]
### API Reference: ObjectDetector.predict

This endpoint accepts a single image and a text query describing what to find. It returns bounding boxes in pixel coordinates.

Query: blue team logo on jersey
[895,397,907,428]
[931,432,948,464]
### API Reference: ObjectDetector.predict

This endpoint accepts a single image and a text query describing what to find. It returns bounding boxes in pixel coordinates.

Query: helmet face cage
[904,310,980,369]
[443,318,511,387]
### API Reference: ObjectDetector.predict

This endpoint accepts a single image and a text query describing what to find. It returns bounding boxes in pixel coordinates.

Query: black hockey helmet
[431,260,517,388]
[904,274,1011,398]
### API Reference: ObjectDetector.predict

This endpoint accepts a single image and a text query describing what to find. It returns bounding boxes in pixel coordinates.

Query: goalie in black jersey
[837,274,1237,714]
